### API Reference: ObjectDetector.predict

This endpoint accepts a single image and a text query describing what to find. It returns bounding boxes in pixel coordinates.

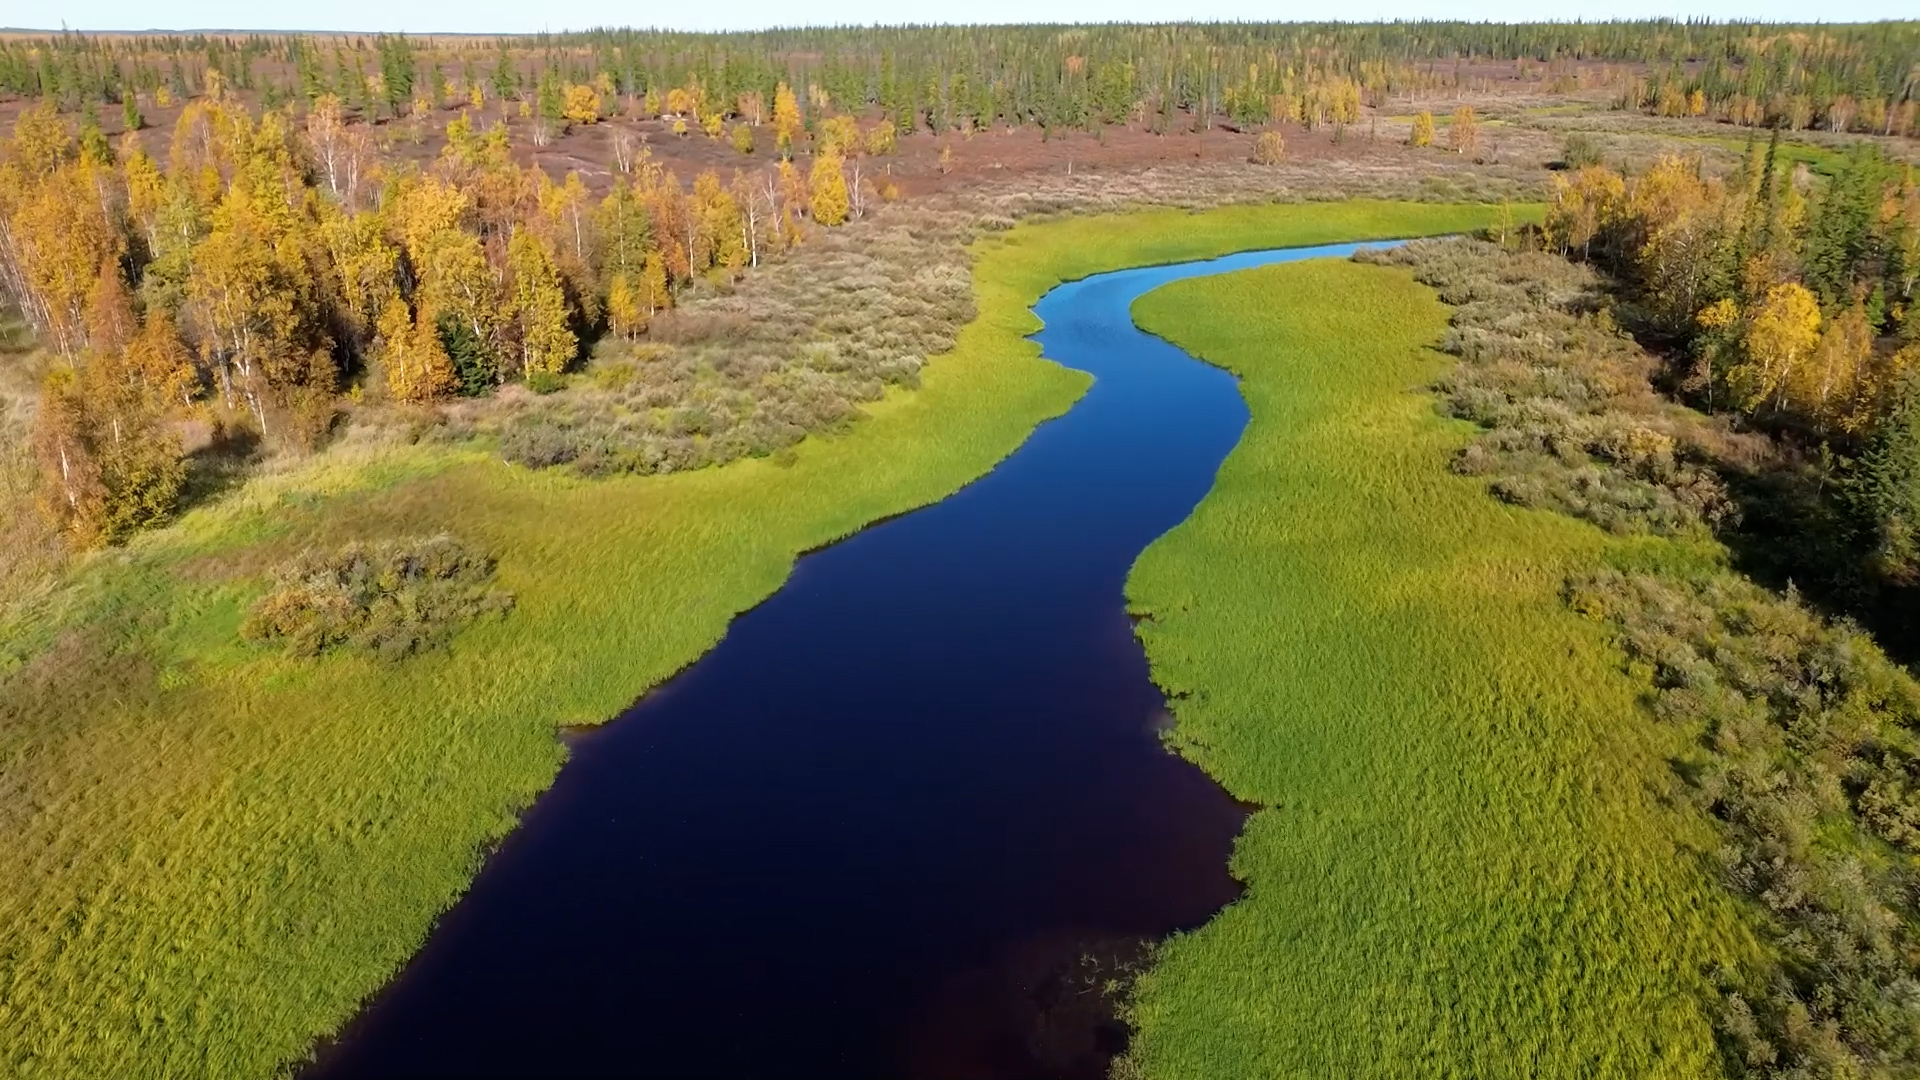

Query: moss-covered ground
[1122,258,1757,1079]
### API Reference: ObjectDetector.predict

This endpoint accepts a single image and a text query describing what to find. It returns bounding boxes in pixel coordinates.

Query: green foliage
[1561,131,1603,169]
[1123,257,1754,1079]
[524,370,566,395]
[1361,239,1745,535]
[1846,369,1920,579]
[435,311,496,397]
[1570,568,1920,1077]
[241,535,513,660]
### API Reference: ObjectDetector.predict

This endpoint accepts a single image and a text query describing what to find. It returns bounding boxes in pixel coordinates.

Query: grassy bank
[1121,258,1757,1078]
[0,199,1507,1079]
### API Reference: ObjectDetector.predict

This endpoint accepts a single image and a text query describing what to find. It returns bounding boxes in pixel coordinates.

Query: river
[308,240,1397,1079]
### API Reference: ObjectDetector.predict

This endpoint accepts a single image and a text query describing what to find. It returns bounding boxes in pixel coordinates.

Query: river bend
[311,240,1397,1079]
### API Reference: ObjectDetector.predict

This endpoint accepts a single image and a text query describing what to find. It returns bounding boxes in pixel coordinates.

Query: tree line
[1545,137,1920,594]
[0,90,876,546]
[3,21,1915,138]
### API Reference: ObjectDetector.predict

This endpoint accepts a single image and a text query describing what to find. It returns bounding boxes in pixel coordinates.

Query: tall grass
[0,200,1510,1080]
[1120,259,1758,1078]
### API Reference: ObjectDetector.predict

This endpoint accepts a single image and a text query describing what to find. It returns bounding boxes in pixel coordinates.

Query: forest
[0,20,1916,561]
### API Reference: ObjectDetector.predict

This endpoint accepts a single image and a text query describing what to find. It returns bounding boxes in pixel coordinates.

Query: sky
[9,0,1915,35]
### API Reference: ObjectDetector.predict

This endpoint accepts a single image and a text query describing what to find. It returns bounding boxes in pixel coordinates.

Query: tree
[32,368,106,543]
[606,273,645,338]
[84,259,137,354]
[639,251,671,317]
[8,160,124,359]
[33,353,187,548]
[773,81,801,156]
[1545,166,1625,259]
[1448,105,1479,156]
[507,231,575,378]
[378,297,456,403]
[819,114,859,156]
[1736,282,1822,412]
[563,84,601,125]
[1409,110,1434,148]
[809,152,850,226]
[731,123,755,154]
[1790,300,1874,428]
[1849,359,1920,580]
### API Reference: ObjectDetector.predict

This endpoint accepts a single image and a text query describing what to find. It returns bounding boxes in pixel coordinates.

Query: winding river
[310,240,1399,1079]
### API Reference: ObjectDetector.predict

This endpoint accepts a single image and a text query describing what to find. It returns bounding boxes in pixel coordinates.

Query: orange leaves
[8,156,124,358]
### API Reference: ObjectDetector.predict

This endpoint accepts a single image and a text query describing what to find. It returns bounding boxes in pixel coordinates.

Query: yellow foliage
[1695,297,1740,332]
[773,82,802,154]
[809,152,850,226]
[378,298,456,403]
[819,114,860,156]
[1249,130,1284,165]
[1409,110,1434,148]
[1545,166,1625,256]
[563,84,602,125]
[1448,105,1479,156]
[507,232,575,378]
[1735,282,1822,412]
[606,273,646,338]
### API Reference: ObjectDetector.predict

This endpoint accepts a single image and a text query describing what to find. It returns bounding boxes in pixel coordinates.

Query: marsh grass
[1121,258,1758,1078]
[0,200,1509,1080]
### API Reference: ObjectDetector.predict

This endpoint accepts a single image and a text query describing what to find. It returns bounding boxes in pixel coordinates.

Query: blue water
[310,241,1397,1079]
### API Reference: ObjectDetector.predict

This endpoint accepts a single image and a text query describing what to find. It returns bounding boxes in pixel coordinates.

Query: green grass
[1121,259,1759,1078]
[1669,132,1849,174]
[0,199,1517,1080]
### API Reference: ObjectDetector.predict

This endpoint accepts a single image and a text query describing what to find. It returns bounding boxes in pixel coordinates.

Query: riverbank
[1121,258,1758,1078]
[0,200,1515,1079]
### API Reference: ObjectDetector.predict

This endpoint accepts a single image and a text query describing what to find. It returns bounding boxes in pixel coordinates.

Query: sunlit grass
[0,199,1515,1079]
[1121,259,1758,1079]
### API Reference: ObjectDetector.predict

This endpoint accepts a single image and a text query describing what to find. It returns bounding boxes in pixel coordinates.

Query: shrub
[1561,132,1603,169]
[525,370,567,395]
[1359,238,1755,536]
[242,535,514,660]
[1251,130,1285,165]
[1571,568,1920,1078]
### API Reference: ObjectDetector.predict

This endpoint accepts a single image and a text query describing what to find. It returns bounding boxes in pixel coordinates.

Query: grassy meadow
[1120,259,1758,1078]
[0,199,1510,1079]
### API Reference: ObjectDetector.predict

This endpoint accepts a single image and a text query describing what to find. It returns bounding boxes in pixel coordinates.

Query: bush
[1561,132,1603,169]
[1359,238,1755,536]
[1251,130,1285,165]
[1571,569,1920,1078]
[242,535,514,660]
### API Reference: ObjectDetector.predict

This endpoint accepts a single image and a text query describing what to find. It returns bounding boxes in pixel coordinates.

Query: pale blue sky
[11,0,1916,35]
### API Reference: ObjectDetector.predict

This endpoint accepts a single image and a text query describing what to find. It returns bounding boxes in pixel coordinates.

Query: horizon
[16,4,1920,35]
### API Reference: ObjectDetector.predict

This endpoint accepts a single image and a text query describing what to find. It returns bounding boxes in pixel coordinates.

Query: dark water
[309,241,1393,1080]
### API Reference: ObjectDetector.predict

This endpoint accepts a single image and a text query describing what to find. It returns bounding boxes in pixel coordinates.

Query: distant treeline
[2,22,1917,135]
